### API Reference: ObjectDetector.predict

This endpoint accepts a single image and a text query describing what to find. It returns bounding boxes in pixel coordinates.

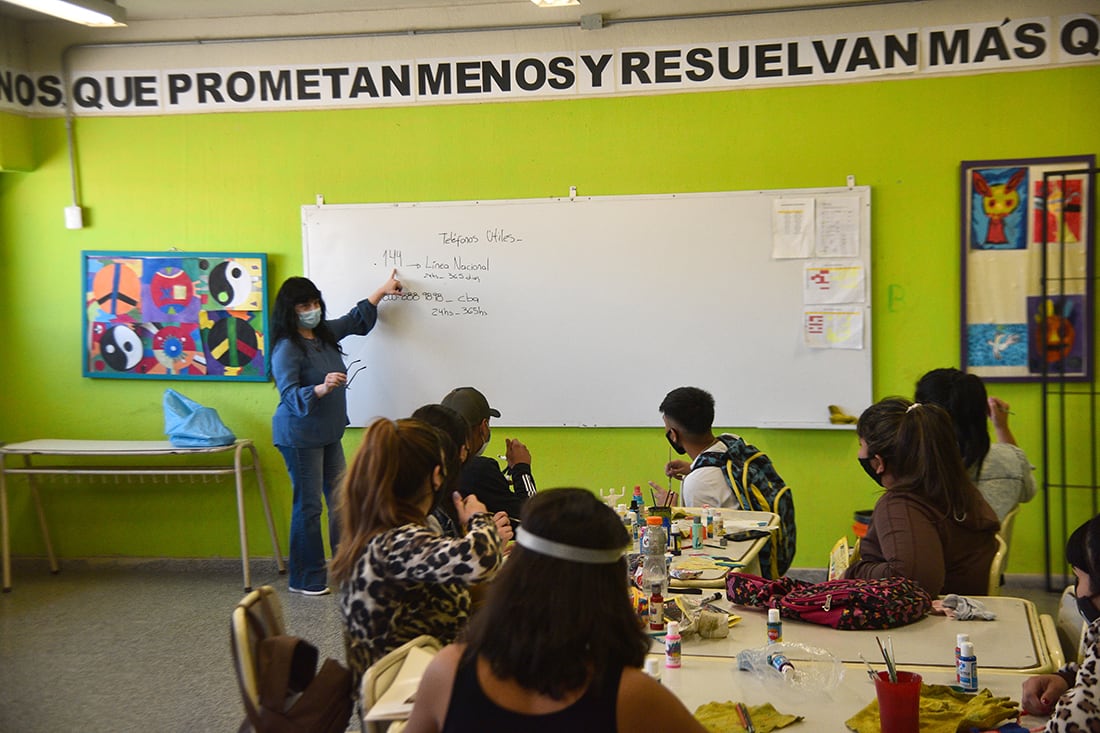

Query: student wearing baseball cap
[442,387,537,522]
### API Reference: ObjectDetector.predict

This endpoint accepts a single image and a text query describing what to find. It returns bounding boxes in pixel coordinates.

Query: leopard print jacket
[1046,618,1100,732]
[338,513,503,685]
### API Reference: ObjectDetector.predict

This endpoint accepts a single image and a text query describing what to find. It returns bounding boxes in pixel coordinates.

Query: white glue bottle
[644,657,663,683]
[958,641,978,692]
[955,633,970,683]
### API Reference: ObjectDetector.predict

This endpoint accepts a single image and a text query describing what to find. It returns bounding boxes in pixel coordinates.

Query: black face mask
[1078,593,1100,624]
[666,430,686,456]
[858,456,884,487]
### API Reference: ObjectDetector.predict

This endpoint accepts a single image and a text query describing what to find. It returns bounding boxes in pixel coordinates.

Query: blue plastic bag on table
[163,388,236,447]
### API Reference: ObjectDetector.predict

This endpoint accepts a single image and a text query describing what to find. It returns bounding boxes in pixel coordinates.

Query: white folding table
[0,438,285,592]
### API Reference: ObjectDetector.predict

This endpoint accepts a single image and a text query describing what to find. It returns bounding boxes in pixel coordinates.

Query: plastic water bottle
[641,516,668,595]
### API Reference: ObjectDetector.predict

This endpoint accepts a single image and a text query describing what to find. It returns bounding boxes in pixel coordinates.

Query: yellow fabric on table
[844,684,1019,733]
[695,701,802,732]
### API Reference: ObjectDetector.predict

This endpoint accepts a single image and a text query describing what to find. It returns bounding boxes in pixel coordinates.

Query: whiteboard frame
[302,187,871,429]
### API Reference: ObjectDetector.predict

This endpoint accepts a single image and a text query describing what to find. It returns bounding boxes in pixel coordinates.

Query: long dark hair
[915,368,991,470]
[461,488,649,699]
[411,403,470,532]
[858,397,984,521]
[1066,514,1100,593]
[271,276,340,353]
[329,418,444,585]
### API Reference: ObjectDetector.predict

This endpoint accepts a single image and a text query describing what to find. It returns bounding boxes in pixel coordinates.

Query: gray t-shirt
[973,442,1036,522]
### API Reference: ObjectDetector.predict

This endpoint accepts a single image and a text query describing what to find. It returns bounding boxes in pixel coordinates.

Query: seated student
[915,367,1036,522]
[329,417,505,690]
[658,386,778,509]
[404,488,708,733]
[845,397,1000,596]
[441,386,537,521]
[1021,514,1100,731]
[412,402,513,544]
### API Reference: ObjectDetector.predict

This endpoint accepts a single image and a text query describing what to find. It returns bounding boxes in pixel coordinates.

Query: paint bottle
[649,583,665,632]
[955,633,970,683]
[767,608,783,644]
[768,652,794,675]
[958,641,978,692]
[692,515,703,549]
[633,484,644,509]
[625,510,639,552]
[665,621,682,668]
[644,657,663,683]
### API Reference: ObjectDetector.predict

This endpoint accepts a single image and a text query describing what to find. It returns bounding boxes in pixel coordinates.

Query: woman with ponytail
[845,397,1000,596]
[331,417,504,691]
[916,367,1036,522]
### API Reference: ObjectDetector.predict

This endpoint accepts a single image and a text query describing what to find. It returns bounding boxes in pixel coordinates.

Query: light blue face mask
[297,308,322,329]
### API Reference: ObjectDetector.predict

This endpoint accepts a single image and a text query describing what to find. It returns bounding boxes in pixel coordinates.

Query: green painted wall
[1,66,1096,572]
[0,110,34,171]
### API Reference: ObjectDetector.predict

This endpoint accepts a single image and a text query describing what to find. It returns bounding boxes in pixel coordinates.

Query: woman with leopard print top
[1022,514,1100,731]
[330,417,505,693]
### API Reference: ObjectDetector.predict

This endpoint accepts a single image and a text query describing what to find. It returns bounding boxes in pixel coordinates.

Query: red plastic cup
[874,670,921,733]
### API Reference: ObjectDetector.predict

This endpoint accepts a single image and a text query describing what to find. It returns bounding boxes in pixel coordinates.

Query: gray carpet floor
[0,557,1066,733]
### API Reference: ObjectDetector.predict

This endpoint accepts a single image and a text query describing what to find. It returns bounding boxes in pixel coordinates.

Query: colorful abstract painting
[961,155,1094,381]
[83,251,269,380]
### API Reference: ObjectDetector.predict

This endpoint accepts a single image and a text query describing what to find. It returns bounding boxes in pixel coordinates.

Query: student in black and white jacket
[442,386,537,524]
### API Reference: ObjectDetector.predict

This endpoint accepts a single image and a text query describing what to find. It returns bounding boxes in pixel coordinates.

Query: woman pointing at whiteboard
[270,269,403,596]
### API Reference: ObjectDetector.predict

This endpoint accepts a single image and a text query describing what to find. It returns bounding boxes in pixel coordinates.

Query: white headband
[515,526,629,564]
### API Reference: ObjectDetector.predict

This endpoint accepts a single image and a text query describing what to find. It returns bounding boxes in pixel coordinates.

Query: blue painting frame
[961,155,1095,382]
[82,250,270,381]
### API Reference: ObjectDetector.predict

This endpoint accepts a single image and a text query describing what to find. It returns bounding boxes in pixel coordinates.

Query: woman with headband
[845,397,999,596]
[405,488,706,733]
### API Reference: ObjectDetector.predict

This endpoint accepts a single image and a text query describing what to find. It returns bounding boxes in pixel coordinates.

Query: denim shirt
[271,298,378,448]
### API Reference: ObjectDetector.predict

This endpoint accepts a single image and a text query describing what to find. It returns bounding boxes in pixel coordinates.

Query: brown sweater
[845,489,1000,596]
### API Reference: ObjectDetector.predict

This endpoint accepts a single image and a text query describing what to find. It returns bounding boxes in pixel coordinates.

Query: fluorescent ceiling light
[530,0,580,7]
[1,0,127,26]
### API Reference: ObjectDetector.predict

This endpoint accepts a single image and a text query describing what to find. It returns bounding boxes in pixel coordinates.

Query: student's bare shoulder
[617,667,708,732]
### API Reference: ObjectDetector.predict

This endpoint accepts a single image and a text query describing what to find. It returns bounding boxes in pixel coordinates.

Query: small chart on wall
[82,251,270,381]
[302,187,873,428]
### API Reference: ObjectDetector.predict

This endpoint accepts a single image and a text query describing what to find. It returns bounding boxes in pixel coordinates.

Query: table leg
[24,457,58,574]
[1,459,10,592]
[233,443,253,591]
[245,442,285,575]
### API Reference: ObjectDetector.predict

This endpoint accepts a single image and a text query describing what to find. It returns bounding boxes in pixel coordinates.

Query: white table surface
[676,596,1051,672]
[649,654,1049,731]
[667,508,779,586]
[0,439,250,455]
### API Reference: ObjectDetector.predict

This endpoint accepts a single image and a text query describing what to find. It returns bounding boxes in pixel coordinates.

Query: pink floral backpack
[726,573,932,630]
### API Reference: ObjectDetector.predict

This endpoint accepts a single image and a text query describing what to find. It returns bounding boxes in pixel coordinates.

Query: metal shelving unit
[1040,165,1099,592]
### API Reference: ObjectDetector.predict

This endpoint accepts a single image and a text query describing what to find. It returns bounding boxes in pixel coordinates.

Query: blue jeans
[277,442,345,590]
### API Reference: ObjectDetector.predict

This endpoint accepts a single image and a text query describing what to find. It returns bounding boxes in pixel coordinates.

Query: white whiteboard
[302,187,872,428]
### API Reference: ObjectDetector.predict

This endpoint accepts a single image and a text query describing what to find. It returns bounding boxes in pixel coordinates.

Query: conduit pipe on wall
[58,0,919,225]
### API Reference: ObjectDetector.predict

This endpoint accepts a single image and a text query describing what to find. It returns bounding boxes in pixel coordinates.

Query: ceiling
[0,0,896,25]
